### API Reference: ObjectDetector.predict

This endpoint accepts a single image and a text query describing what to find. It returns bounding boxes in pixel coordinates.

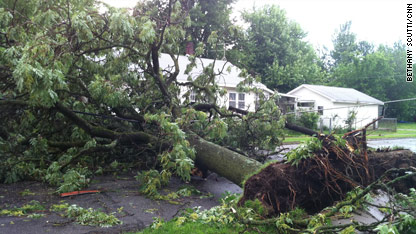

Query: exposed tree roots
[239,127,416,215]
[239,167,416,233]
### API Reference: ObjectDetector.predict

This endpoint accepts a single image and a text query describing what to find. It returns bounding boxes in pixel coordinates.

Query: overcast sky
[101,0,407,50]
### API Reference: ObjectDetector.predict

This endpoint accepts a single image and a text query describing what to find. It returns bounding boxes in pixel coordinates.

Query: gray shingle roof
[288,84,384,105]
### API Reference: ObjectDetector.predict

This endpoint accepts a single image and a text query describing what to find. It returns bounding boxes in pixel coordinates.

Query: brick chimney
[186,41,194,55]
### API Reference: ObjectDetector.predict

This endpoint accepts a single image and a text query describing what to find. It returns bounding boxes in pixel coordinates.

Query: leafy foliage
[288,112,320,130]
[136,169,166,197]
[66,204,122,227]
[376,188,416,233]
[286,138,322,166]
[229,5,326,92]
[186,0,237,59]
[0,200,45,217]
[330,21,361,67]
[56,168,91,193]
[217,94,285,160]
[156,192,270,227]
[0,0,286,198]
[345,110,357,131]
[145,113,196,181]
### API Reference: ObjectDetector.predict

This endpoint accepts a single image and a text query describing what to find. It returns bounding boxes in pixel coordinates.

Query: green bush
[345,110,357,131]
[287,112,320,130]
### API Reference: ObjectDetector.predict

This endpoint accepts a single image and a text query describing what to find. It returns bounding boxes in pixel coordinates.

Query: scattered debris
[60,190,100,197]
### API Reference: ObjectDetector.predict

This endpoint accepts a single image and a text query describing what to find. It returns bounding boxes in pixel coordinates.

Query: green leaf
[139,20,156,43]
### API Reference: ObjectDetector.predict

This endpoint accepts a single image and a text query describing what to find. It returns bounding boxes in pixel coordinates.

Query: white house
[287,84,384,129]
[159,53,274,112]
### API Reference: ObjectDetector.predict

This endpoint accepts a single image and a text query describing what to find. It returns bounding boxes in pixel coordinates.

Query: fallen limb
[285,122,321,137]
[324,167,416,218]
[59,140,118,170]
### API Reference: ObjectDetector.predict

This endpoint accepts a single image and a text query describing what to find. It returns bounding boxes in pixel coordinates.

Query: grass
[396,122,416,129]
[284,136,312,143]
[134,220,274,234]
[283,122,416,143]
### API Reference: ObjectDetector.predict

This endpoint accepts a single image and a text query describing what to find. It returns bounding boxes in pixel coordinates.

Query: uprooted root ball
[239,143,416,216]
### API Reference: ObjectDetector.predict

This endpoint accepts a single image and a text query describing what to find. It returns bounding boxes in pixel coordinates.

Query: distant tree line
[328,22,416,121]
[209,5,415,121]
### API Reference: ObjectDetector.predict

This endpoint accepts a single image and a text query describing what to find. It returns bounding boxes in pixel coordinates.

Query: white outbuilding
[287,84,384,129]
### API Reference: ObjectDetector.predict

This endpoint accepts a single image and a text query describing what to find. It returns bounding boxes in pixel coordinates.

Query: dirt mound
[239,145,416,215]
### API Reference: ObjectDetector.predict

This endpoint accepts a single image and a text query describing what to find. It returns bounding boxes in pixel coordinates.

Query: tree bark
[188,134,262,186]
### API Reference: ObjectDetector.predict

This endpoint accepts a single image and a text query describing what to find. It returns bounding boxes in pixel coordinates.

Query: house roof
[278,93,298,99]
[287,84,384,105]
[158,53,274,94]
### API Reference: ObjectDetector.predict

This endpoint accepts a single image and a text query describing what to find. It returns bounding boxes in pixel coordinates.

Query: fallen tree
[0,0,278,195]
[1,2,415,227]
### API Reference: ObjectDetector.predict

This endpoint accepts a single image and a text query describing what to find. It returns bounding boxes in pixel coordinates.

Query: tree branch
[166,53,180,86]
[1,99,158,146]
[59,140,118,170]
[54,102,157,145]
[192,103,242,118]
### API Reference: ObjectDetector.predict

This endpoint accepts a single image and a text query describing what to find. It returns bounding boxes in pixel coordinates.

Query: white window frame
[190,90,196,102]
[238,93,245,109]
[229,93,236,107]
[229,92,246,109]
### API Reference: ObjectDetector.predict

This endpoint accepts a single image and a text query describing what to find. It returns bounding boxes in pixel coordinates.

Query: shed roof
[288,84,384,105]
[159,53,274,94]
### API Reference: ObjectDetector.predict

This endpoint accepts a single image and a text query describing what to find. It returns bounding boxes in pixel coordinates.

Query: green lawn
[283,122,416,143]
[133,221,274,234]
[395,122,416,129]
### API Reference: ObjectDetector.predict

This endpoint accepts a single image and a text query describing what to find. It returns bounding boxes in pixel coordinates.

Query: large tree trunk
[188,134,262,186]
[186,122,328,186]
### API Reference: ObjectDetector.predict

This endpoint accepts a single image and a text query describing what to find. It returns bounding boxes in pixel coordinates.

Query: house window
[318,106,324,115]
[229,93,246,109]
[238,93,245,109]
[298,102,314,108]
[190,90,196,102]
[229,93,236,107]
